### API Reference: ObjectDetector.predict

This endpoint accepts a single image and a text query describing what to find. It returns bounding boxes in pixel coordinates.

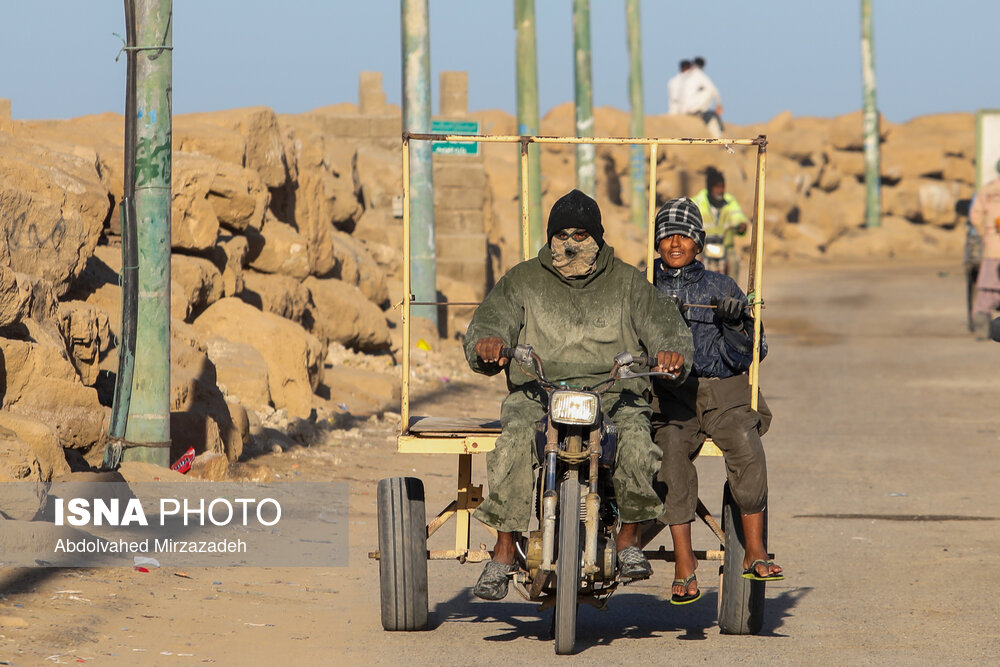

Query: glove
[713,296,745,328]
[664,294,687,315]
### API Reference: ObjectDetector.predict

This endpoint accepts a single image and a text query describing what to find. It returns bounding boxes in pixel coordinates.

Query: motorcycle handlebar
[499,346,517,360]
[635,354,658,369]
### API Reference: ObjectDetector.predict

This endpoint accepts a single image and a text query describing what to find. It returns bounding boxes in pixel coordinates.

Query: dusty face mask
[550,229,600,278]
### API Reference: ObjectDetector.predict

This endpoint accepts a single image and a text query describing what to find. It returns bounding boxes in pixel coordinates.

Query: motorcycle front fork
[540,422,603,577]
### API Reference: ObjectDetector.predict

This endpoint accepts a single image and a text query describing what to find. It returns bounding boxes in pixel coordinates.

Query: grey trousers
[651,374,772,526]
[474,385,662,533]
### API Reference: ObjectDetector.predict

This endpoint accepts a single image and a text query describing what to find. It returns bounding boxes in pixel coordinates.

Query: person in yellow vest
[691,167,748,282]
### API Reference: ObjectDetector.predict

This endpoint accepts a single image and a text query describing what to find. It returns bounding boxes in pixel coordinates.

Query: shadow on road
[427,585,812,650]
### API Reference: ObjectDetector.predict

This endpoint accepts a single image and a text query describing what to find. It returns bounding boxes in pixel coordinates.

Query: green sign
[431,119,480,155]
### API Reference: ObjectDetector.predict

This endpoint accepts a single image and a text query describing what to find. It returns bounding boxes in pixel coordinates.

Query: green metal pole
[861,0,881,228]
[626,0,645,229]
[515,0,543,255]
[402,0,437,327]
[573,0,595,197]
[123,0,172,465]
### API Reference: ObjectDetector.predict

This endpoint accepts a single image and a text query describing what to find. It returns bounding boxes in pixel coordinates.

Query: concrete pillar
[0,99,11,133]
[439,71,468,117]
[359,71,386,114]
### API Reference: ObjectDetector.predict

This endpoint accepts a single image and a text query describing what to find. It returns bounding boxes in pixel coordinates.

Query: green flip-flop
[741,559,784,582]
[670,573,701,605]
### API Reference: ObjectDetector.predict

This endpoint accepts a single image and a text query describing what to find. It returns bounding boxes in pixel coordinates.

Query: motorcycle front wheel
[554,474,581,655]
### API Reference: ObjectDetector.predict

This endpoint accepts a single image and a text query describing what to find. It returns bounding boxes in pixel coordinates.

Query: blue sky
[1,1,997,124]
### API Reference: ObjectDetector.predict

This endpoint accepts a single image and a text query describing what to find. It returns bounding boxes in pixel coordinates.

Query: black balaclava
[546,189,604,278]
[546,189,604,247]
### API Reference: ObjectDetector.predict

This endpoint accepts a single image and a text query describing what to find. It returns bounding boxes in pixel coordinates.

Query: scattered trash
[244,622,275,627]
[885,492,908,497]
[337,403,350,412]
[212,581,222,585]
[416,338,432,351]
[173,572,192,579]
[439,376,450,383]
[133,567,149,573]
[170,446,196,474]
[134,556,160,568]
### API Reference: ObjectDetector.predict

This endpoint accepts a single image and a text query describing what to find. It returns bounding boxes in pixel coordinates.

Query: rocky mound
[0,100,974,477]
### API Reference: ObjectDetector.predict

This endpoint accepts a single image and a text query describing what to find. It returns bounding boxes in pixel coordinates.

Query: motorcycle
[702,233,730,276]
[497,344,676,655]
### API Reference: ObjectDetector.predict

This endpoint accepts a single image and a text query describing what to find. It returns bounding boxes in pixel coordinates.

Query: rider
[465,189,693,601]
[691,167,748,282]
[649,197,782,606]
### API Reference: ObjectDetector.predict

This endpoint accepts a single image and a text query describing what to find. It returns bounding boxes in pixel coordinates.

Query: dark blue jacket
[653,259,766,379]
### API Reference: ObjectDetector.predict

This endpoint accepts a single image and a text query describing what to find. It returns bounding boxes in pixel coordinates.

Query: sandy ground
[2,258,999,665]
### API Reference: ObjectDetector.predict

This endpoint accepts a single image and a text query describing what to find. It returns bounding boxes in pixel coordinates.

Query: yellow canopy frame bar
[400,132,768,435]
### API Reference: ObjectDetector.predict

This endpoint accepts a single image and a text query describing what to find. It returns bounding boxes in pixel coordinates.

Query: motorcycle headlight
[550,390,600,426]
[705,242,725,259]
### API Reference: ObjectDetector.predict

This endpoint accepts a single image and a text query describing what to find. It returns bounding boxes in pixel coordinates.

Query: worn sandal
[670,573,701,605]
[741,558,784,581]
[473,560,517,600]
[617,546,653,580]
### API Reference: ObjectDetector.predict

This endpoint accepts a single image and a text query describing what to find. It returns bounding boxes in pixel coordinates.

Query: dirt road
[2,259,999,664]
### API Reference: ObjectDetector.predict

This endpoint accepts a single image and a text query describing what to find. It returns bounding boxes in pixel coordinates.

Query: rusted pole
[626,0,646,229]
[861,0,881,228]
[573,0,595,197]
[123,0,172,466]
[515,0,543,255]
[402,0,438,327]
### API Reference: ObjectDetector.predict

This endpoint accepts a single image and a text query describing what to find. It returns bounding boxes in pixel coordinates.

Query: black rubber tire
[718,481,766,635]
[554,475,581,655]
[377,477,429,631]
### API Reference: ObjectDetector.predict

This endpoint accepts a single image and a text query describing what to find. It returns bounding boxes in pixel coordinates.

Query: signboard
[431,119,480,156]
[976,109,1000,190]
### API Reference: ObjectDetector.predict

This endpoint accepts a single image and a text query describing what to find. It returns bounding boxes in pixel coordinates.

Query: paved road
[354,259,1000,664]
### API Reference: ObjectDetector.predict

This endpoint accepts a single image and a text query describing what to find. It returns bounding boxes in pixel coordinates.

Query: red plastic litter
[170,446,196,473]
[134,566,149,573]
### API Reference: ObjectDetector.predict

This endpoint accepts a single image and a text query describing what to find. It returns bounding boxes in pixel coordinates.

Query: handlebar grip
[636,354,658,369]
[499,347,517,359]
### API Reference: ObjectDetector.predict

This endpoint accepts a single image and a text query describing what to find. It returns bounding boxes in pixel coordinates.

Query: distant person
[667,59,692,116]
[969,159,1000,338]
[649,198,782,605]
[682,56,723,137]
[692,167,749,281]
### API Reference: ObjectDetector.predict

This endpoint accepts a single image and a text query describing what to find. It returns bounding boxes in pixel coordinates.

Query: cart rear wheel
[377,477,428,631]
[719,481,766,635]
[554,475,581,655]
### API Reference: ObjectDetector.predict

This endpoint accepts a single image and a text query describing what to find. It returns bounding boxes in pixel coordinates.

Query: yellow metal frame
[396,131,767,561]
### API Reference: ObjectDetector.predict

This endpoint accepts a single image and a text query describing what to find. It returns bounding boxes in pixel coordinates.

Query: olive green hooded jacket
[464,244,693,395]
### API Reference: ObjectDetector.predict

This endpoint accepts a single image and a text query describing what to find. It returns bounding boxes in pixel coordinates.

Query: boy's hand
[655,350,685,374]
[664,294,687,315]
[714,297,745,328]
[475,337,508,366]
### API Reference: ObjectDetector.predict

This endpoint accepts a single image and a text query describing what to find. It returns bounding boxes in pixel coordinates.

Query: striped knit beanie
[654,197,705,249]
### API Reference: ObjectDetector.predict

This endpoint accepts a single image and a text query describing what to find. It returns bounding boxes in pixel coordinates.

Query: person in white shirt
[667,59,692,115]
[681,56,723,137]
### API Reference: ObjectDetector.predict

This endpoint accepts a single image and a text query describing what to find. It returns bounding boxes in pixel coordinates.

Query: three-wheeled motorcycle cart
[370,131,775,650]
